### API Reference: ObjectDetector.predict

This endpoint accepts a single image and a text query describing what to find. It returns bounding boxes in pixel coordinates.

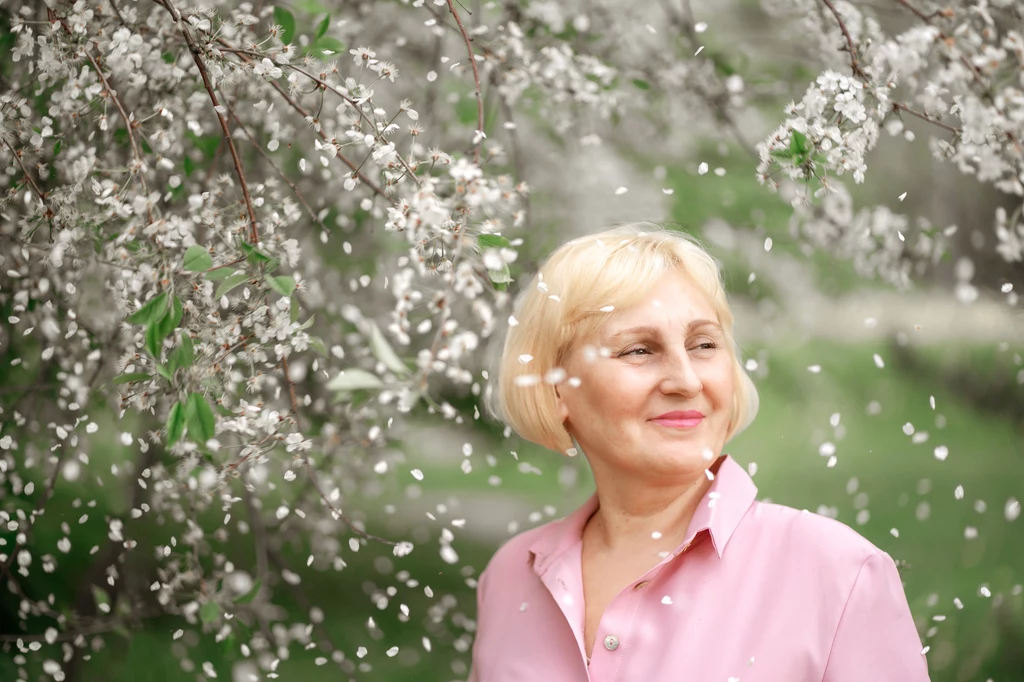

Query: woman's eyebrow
[607,319,722,340]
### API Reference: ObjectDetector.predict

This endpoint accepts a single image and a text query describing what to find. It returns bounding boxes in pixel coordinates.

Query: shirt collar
[527,454,758,575]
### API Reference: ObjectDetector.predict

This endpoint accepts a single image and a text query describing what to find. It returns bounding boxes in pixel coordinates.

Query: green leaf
[183,245,213,272]
[205,266,239,282]
[290,295,301,324]
[789,129,808,156]
[326,368,385,392]
[632,78,651,90]
[770,149,796,160]
[234,578,262,604]
[144,295,183,359]
[215,272,251,299]
[52,140,62,157]
[127,292,169,325]
[183,156,197,177]
[267,275,296,297]
[200,600,220,623]
[162,52,176,64]
[477,234,511,249]
[488,263,512,285]
[156,363,172,381]
[274,6,296,45]
[316,14,330,39]
[168,331,195,374]
[311,36,345,59]
[91,586,111,610]
[113,372,150,385]
[368,321,409,376]
[167,401,186,445]
[240,241,272,265]
[185,392,216,443]
[186,131,221,161]
[298,313,315,331]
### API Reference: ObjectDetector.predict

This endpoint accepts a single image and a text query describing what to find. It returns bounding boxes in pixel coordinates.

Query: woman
[473,223,930,681]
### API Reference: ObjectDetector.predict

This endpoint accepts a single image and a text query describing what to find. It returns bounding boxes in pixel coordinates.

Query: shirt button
[633,581,649,590]
[603,635,619,651]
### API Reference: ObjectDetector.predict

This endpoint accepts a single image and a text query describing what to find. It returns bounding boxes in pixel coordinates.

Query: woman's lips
[652,417,704,428]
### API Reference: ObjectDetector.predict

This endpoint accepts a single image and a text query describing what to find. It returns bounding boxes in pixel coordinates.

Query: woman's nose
[659,351,703,396]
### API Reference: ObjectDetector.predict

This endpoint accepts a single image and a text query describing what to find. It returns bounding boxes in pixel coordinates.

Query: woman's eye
[621,341,717,356]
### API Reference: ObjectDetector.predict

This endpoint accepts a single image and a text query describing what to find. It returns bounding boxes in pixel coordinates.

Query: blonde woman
[472,224,929,681]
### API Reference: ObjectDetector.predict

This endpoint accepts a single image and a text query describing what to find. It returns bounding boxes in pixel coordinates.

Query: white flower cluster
[757,0,1024,284]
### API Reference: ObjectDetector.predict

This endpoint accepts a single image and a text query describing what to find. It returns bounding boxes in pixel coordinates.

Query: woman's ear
[553,384,569,422]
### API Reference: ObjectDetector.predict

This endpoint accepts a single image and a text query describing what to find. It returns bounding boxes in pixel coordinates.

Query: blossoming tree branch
[0,0,1020,679]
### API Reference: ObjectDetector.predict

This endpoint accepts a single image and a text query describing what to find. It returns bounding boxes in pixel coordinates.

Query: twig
[446,0,485,164]
[819,0,870,81]
[277,352,397,546]
[50,11,155,226]
[3,140,56,235]
[228,108,328,231]
[890,0,987,86]
[155,0,260,244]
[302,459,399,546]
[892,0,937,21]
[423,33,444,147]
[0,607,165,644]
[495,79,531,230]
[106,0,127,25]
[216,43,417,193]
[280,354,299,416]
[659,0,760,160]
[892,101,961,134]
[204,135,225,185]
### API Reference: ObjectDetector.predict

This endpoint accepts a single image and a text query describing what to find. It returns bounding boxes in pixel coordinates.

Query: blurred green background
[3,143,1022,681]
[3,0,1023,679]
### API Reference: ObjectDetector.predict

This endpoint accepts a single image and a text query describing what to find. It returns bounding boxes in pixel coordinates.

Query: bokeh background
[2,0,1022,681]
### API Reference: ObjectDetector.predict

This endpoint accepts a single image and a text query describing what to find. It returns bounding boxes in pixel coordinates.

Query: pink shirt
[469,455,930,681]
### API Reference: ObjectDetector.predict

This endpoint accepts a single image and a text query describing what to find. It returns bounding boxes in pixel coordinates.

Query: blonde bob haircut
[484,222,759,456]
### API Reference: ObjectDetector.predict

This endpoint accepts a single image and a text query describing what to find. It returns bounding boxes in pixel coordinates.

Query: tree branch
[446,0,485,164]
[51,11,155,226]
[227,107,328,232]
[891,0,987,86]
[155,0,260,244]
[819,0,870,81]
[892,101,961,134]
[0,607,165,644]
[217,43,420,194]
[3,140,56,236]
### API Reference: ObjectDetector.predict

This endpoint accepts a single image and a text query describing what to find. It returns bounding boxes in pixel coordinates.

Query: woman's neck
[584,458,720,555]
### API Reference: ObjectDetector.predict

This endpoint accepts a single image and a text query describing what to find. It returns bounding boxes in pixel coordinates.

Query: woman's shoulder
[743,499,890,568]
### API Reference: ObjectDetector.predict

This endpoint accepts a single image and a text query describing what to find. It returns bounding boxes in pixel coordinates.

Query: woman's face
[555,269,737,483]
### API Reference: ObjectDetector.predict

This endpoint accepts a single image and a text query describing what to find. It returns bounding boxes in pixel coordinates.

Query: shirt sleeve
[822,551,931,681]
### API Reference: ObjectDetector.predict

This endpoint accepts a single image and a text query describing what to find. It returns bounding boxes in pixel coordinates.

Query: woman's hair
[483,222,759,455]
